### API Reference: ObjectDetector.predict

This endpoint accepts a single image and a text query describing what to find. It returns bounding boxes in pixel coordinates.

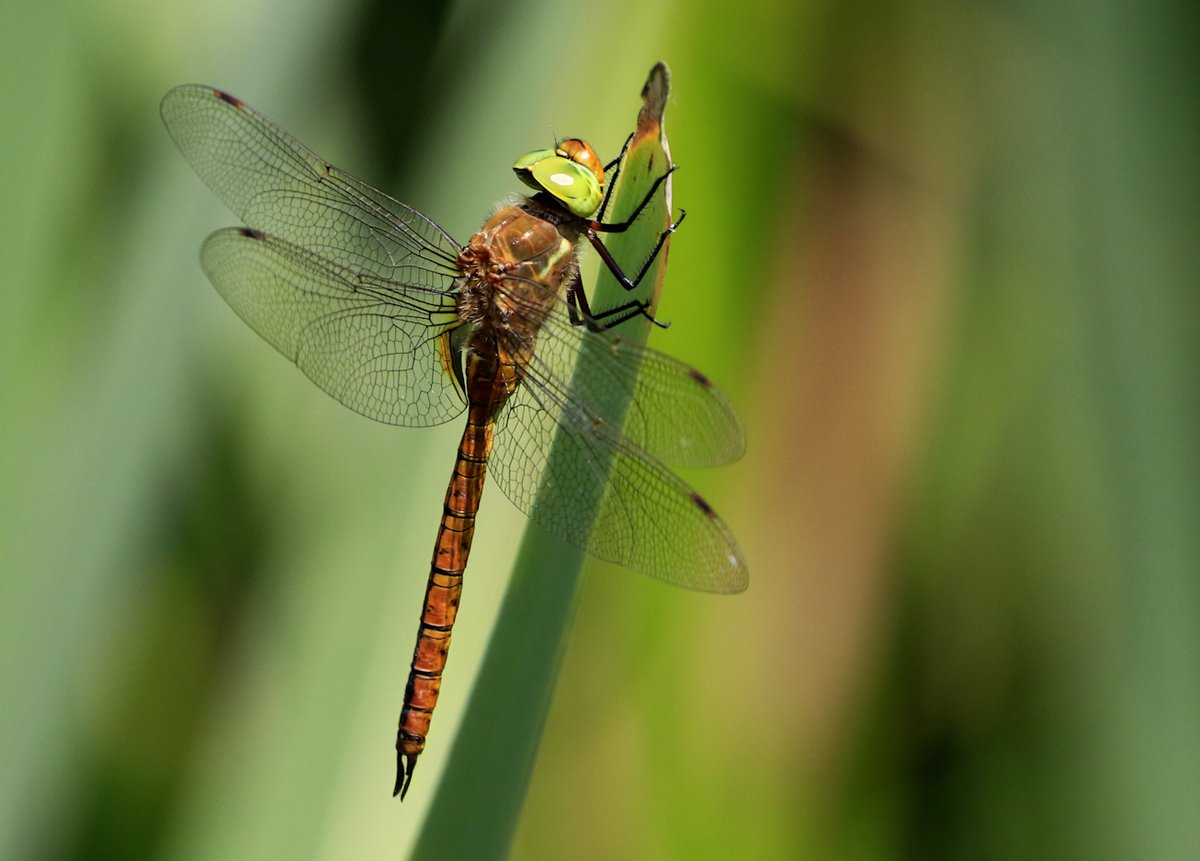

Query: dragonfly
[161,84,747,800]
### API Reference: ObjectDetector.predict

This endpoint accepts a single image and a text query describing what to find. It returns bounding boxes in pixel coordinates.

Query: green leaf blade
[409,62,676,861]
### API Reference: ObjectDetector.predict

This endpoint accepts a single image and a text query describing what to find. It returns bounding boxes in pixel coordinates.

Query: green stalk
[409,62,676,860]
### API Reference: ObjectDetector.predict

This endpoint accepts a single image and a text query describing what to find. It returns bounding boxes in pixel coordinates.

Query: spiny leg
[565,270,666,332]
[596,132,635,223]
[592,167,677,234]
[585,209,686,296]
[582,153,684,329]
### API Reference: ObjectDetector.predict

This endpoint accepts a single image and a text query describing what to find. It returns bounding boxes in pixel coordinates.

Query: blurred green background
[3,0,1198,858]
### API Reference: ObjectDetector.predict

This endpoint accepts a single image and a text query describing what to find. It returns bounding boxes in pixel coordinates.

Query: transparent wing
[161,84,462,286]
[529,300,745,467]
[489,294,747,593]
[201,227,465,427]
[164,83,745,587]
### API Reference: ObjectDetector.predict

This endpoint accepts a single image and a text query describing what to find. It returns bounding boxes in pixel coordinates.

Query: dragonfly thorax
[457,203,578,317]
[455,202,579,368]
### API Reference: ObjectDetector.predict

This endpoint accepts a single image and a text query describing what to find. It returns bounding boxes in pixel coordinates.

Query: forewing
[201,227,465,427]
[161,84,462,285]
[511,298,745,467]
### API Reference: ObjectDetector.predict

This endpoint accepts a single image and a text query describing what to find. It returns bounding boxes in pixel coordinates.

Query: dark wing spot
[214,89,245,109]
[690,491,716,517]
[237,227,264,240]
[688,368,713,388]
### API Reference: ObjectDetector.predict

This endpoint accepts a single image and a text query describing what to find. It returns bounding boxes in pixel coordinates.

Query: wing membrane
[491,371,746,593]
[202,227,465,427]
[161,85,461,285]
[489,292,747,592]
[499,285,745,468]
[532,309,739,467]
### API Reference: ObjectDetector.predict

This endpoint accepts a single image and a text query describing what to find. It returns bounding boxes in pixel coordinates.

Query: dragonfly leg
[591,166,677,233]
[603,132,635,175]
[595,132,635,223]
[566,271,668,332]
[585,208,686,297]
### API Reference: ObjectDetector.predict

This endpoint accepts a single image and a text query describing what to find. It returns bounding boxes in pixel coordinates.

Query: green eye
[513,150,603,218]
[512,148,555,174]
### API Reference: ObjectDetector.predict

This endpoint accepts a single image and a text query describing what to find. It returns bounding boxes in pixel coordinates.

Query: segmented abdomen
[394,398,494,798]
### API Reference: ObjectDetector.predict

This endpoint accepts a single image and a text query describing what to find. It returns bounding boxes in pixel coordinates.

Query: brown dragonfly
[161,84,747,800]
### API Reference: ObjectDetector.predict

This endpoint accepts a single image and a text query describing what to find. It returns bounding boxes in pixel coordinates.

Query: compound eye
[512,148,604,218]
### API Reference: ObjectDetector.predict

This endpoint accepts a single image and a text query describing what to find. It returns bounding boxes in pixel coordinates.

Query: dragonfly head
[513,138,604,219]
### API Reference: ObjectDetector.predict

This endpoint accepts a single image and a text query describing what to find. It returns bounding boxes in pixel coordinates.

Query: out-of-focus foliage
[1,0,1197,859]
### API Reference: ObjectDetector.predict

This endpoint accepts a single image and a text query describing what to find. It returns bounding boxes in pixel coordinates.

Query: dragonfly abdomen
[395,350,501,799]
